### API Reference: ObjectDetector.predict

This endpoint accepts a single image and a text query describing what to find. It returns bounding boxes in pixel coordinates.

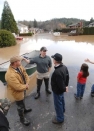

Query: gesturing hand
[85,58,90,63]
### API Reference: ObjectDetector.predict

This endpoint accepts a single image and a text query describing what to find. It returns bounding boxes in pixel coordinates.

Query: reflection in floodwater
[0,33,94,99]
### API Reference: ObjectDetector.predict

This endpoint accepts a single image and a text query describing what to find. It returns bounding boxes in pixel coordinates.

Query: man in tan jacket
[5,56,32,126]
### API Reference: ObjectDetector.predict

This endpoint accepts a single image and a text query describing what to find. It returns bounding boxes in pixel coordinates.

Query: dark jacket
[51,64,69,94]
[0,110,9,131]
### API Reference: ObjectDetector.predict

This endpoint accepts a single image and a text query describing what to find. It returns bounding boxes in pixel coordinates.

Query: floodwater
[0,33,94,100]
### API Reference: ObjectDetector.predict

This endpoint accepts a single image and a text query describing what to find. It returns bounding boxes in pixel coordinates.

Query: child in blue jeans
[74,63,89,99]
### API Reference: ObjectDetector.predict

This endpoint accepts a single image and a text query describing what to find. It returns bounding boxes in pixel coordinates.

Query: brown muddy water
[0,33,94,100]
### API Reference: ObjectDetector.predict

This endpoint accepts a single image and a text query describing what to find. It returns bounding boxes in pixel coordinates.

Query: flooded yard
[0,33,94,100]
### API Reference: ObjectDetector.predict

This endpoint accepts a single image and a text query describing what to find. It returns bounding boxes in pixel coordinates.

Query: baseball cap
[51,53,62,62]
[10,56,22,63]
[40,47,47,51]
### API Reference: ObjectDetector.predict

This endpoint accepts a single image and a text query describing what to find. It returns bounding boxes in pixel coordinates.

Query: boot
[24,108,32,114]
[17,108,30,126]
[20,117,30,126]
[46,89,52,94]
[34,92,40,99]
[23,100,32,113]
[34,79,42,99]
[44,78,51,94]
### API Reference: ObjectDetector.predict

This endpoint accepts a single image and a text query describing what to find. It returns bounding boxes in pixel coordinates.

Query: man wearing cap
[51,53,69,124]
[5,56,32,126]
[23,47,52,99]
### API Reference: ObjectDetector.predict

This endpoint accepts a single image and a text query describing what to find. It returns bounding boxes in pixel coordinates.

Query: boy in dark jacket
[51,53,69,124]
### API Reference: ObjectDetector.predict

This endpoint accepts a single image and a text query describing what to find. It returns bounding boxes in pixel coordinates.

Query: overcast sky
[0,0,94,21]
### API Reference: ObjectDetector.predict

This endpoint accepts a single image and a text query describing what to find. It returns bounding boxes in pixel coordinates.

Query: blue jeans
[53,92,65,122]
[91,84,94,93]
[76,82,86,97]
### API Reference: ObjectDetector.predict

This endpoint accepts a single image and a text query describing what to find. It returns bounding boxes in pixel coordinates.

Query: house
[29,27,38,34]
[88,22,94,27]
[29,28,44,34]
[68,22,83,28]
[17,23,28,33]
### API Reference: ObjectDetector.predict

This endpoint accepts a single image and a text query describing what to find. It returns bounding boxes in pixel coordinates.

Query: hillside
[18,18,86,31]
[0,18,87,30]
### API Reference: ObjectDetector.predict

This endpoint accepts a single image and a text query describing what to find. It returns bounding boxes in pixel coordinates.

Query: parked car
[53,32,60,36]
[12,33,23,40]
[68,30,77,36]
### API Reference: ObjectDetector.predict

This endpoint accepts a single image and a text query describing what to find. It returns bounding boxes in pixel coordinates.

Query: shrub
[54,28,76,33]
[0,29,16,47]
[19,33,33,36]
[83,27,94,35]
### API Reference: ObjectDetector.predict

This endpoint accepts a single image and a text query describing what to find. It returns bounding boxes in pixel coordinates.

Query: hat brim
[20,56,23,61]
[10,56,22,63]
[51,55,54,58]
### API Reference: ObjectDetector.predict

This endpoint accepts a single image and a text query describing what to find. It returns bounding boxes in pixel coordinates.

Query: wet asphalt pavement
[7,66,94,131]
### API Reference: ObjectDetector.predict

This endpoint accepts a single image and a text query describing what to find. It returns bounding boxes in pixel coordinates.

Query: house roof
[68,22,82,27]
[68,23,78,27]
[17,23,28,27]
[89,22,94,25]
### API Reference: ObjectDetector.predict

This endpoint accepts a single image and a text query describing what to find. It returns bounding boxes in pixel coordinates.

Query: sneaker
[52,117,64,124]
[74,94,80,99]
[80,97,83,99]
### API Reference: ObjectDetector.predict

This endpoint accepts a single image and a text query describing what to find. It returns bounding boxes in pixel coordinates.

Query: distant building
[17,23,28,33]
[88,22,94,27]
[29,28,44,34]
[68,22,83,28]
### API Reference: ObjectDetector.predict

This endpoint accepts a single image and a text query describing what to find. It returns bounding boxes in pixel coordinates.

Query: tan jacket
[5,65,30,101]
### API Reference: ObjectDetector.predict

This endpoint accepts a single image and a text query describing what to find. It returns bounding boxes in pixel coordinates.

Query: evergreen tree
[33,19,38,28]
[0,21,1,29]
[28,24,31,29]
[1,1,18,34]
[90,17,94,23]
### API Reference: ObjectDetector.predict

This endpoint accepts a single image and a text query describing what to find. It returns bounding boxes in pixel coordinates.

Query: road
[7,66,94,131]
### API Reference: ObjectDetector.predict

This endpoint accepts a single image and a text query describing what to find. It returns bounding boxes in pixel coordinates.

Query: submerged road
[7,66,94,131]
